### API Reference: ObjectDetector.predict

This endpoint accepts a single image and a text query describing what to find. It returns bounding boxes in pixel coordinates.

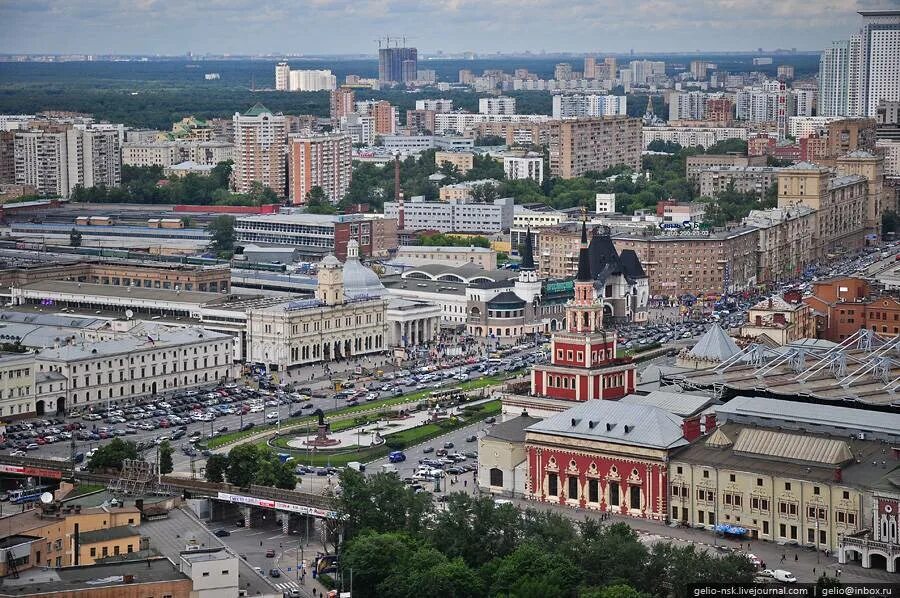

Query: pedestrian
[780,554,785,564]
[813,567,816,575]
[260,541,263,547]
[794,553,798,562]
[464,480,467,488]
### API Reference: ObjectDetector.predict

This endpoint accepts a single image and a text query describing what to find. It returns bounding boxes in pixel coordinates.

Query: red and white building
[523,400,690,520]
[528,221,636,404]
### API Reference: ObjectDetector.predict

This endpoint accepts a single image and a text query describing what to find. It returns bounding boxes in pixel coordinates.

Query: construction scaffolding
[107,459,173,497]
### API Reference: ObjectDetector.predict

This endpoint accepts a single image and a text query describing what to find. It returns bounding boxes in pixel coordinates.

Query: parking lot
[0,343,545,481]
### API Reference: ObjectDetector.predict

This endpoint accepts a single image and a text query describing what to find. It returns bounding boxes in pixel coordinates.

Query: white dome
[320,254,340,268]
[342,250,385,299]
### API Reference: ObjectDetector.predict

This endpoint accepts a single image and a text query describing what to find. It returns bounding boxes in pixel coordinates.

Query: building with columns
[523,400,689,520]
[246,240,438,369]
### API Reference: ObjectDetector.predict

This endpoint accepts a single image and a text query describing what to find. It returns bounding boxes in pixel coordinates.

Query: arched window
[490,468,503,487]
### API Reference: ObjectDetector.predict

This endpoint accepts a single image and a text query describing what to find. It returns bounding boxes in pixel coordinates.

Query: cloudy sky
[1,0,894,55]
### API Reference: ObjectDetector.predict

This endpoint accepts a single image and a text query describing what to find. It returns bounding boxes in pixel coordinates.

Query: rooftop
[686,323,741,361]
[484,414,542,443]
[19,280,226,306]
[397,245,494,254]
[77,525,140,544]
[0,556,189,596]
[37,325,229,362]
[671,422,900,491]
[526,400,689,450]
[619,390,716,418]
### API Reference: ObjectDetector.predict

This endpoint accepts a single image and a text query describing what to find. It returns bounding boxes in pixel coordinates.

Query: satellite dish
[39,492,53,504]
[125,309,134,319]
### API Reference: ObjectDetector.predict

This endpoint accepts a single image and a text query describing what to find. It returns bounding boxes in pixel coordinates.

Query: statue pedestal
[303,423,340,447]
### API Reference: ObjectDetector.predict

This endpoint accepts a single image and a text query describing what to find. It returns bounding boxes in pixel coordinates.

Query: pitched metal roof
[526,400,689,450]
[77,525,140,544]
[619,390,715,417]
[485,415,542,443]
[687,323,741,361]
[732,428,853,465]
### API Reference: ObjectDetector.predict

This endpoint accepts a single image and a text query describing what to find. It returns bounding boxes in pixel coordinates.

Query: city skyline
[1,0,897,56]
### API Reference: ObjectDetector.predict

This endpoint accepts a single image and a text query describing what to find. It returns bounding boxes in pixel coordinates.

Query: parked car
[213,529,230,537]
[265,549,276,558]
[465,435,477,442]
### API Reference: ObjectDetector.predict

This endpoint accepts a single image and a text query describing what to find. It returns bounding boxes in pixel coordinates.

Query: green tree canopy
[206,215,236,254]
[158,440,174,475]
[87,438,138,471]
[205,453,228,483]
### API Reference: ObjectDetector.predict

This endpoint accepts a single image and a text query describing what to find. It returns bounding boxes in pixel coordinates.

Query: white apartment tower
[818,10,899,117]
[479,97,517,115]
[232,104,288,196]
[504,154,544,184]
[858,10,900,117]
[668,91,709,121]
[275,62,290,91]
[288,69,337,92]
[288,132,352,205]
[552,94,627,119]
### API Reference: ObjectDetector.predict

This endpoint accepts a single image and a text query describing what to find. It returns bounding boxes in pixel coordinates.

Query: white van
[493,498,514,508]
[772,570,797,584]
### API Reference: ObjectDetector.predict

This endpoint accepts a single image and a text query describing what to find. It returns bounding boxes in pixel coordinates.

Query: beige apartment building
[740,295,816,345]
[434,151,474,174]
[742,205,816,283]
[613,228,759,297]
[467,121,552,146]
[0,353,35,419]
[777,163,869,256]
[287,132,352,205]
[548,117,642,179]
[698,166,780,198]
[232,104,288,196]
[834,150,885,240]
[685,154,767,187]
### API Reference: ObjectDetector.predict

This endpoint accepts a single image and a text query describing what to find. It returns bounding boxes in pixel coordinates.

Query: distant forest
[0,54,820,130]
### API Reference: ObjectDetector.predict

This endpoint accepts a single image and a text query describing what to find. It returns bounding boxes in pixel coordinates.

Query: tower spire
[521,225,535,271]
[575,215,591,282]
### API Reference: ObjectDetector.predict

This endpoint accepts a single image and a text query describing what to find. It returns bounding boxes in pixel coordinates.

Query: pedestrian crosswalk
[273,580,300,591]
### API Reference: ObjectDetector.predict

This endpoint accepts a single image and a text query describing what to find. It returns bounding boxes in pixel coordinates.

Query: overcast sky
[1,0,894,55]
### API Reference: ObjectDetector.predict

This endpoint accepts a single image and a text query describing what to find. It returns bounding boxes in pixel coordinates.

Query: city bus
[9,485,52,504]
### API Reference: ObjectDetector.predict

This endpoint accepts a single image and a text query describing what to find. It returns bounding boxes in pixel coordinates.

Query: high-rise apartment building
[288,69,337,92]
[13,125,120,197]
[819,10,900,118]
[339,114,376,146]
[554,63,573,81]
[818,37,862,116]
[0,131,14,184]
[504,154,544,184]
[552,94,627,119]
[604,57,617,80]
[690,60,708,80]
[415,99,453,113]
[372,101,397,135]
[378,46,418,84]
[479,97,516,115]
[330,87,355,121]
[629,60,666,85]
[232,104,288,196]
[668,91,710,121]
[275,62,290,91]
[583,56,597,80]
[548,117,642,179]
[858,10,900,118]
[793,89,817,117]
[735,89,793,123]
[288,133,352,205]
[705,98,734,125]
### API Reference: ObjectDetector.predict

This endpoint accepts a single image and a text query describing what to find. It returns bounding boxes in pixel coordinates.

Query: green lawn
[203,370,518,450]
[267,400,500,467]
[66,483,104,498]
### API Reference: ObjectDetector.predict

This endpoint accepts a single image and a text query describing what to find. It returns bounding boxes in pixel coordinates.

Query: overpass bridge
[0,454,340,520]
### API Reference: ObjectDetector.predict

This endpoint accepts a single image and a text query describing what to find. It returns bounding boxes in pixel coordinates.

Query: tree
[581,584,650,598]
[158,440,173,475]
[252,451,297,489]
[206,215,236,254]
[336,470,433,544]
[225,443,260,487]
[305,186,338,215]
[87,438,138,471]
[470,182,500,203]
[69,228,82,247]
[180,216,193,228]
[205,453,228,483]
[474,135,505,146]
[340,531,421,598]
